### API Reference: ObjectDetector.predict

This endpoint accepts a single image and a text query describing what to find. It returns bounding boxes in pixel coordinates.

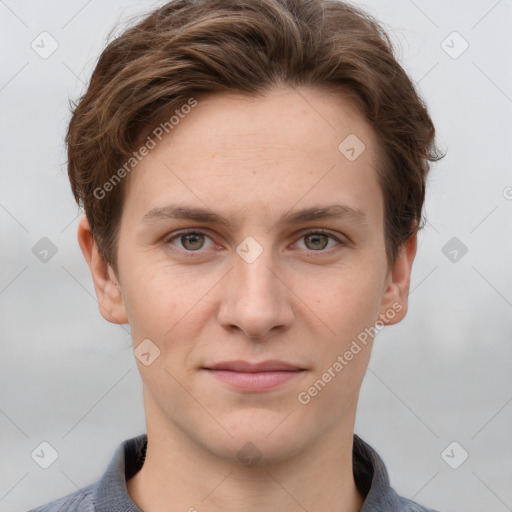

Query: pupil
[184,233,203,250]
[307,234,327,250]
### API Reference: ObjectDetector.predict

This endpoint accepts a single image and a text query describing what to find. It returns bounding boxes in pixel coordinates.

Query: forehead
[122,85,382,228]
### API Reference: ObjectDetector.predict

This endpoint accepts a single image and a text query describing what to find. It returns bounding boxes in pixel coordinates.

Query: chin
[201,414,308,465]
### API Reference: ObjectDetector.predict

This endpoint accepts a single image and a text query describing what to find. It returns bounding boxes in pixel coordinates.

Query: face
[80,85,415,464]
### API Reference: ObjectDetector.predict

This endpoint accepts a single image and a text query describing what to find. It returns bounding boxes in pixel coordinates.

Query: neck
[127,407,364,512]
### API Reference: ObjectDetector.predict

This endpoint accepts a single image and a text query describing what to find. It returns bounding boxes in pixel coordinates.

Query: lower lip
[204,369,304,392]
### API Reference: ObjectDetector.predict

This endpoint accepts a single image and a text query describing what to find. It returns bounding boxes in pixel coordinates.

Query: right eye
[163,229,216,255]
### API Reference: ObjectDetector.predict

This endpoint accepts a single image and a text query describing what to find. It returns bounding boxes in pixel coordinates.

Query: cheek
[302,266,385,339]
[120,257,207,333]
[297,275,381,405]
[120,288,168,352]
[121,267,223,383]
[298,267,383,401]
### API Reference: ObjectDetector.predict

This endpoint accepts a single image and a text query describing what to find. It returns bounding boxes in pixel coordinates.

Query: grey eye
[303,233,330,251]
[180,233,206,251]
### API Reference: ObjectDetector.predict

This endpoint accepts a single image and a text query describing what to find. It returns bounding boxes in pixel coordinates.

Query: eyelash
[163,228,345,257]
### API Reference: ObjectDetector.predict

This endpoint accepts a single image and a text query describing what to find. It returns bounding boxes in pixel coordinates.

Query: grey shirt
[28,433,440,511]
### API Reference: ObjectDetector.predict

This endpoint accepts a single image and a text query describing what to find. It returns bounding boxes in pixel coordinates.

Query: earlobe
[77,215,129,325]
[378,233,417,326]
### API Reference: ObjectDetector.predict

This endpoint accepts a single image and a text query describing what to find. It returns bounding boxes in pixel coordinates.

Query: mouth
[202,360,307,392]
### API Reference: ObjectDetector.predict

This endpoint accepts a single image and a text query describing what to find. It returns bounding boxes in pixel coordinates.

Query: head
[72,0,443,464]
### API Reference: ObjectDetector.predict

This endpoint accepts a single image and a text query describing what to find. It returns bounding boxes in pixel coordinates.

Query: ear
[77,214,128,325]
[377,233,417,326]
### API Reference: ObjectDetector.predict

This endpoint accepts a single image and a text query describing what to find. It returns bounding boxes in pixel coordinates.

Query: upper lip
[204,360,304,372]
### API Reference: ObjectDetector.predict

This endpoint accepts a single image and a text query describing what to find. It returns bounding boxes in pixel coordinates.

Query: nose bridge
[234,236,281,308]
[217,235,292,338]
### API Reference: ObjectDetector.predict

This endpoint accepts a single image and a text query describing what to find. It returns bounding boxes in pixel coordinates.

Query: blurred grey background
[1,0,511,511]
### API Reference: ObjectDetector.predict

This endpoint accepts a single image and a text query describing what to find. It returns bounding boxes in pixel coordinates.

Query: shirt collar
[352,433,402,511]
[93,432,401,512]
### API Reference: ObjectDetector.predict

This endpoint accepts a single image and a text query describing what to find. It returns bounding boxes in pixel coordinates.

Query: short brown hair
[66,0,444,274]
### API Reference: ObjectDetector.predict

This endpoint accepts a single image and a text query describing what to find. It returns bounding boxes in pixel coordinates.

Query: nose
[216,243,295,340]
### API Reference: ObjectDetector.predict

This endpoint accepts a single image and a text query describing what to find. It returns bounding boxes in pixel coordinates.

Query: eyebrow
[141,203,367,229]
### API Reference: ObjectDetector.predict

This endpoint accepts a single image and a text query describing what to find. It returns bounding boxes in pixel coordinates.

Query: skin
[78,84,417,512]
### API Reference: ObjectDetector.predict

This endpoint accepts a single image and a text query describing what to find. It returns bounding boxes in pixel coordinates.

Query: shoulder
[27,484,95,512]
[397,494,442,512]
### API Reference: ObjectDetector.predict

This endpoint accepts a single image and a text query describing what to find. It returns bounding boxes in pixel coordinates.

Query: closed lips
[204,360,304,372]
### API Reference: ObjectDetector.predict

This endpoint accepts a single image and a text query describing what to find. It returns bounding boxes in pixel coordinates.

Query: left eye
[297,230,342,251]
[163,229,343,254]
